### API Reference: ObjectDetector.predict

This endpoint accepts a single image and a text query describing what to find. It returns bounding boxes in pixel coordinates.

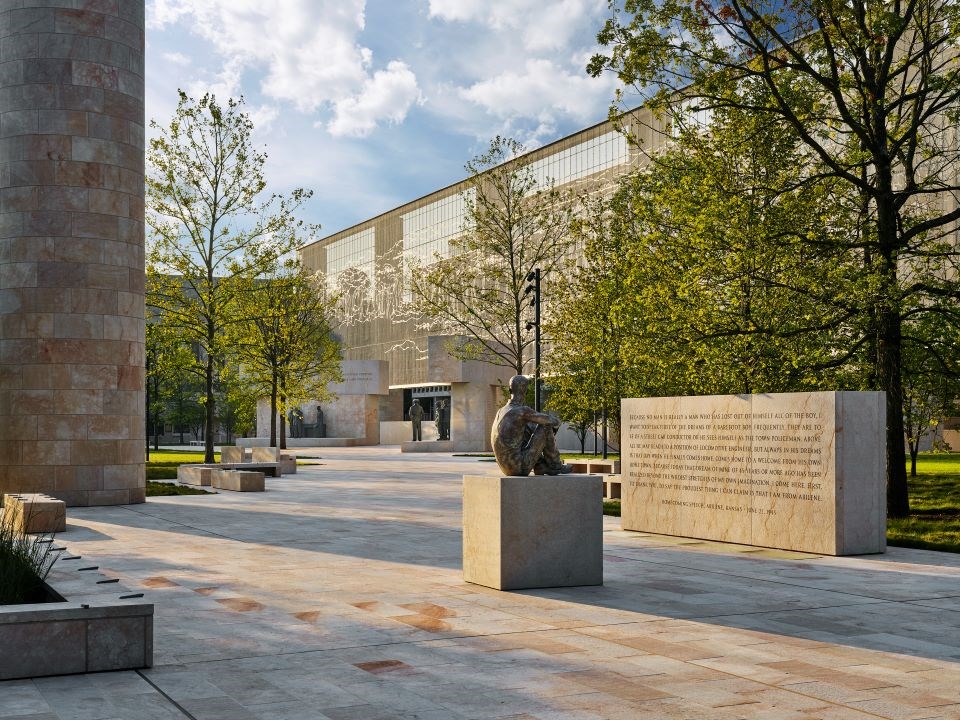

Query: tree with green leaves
[409,136,575,375]
[229,259,342,448]
[545,195,636,445]
[145,307,199,453]
[590,0,960,516]
[215,369,258,445]
[146,92,316,462]
[902,315,960,475]
[548,83,865,440]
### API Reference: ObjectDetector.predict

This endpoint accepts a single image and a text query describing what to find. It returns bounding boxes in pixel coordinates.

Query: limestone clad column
[0,1,146,506]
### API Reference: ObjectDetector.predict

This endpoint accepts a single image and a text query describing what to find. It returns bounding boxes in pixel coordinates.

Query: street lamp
[523,268,541,412]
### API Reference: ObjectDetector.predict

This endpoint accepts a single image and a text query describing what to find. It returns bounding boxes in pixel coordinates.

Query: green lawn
[603,453,960,553]
[146,480,212,496]
[146,449,218,481]
[888,453,960,553]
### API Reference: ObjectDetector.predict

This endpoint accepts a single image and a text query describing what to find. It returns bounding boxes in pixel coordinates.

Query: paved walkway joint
[3,448,960,719]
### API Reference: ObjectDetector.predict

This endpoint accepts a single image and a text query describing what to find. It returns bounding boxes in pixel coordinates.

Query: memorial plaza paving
[3,448,960,720]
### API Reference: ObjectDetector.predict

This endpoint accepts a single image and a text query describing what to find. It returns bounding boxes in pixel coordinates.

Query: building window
[401,190,475,266]
[528,130,630,189]
[325,227,375,292]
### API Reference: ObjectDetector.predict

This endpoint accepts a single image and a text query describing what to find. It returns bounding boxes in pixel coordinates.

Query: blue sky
[145,0,619,239]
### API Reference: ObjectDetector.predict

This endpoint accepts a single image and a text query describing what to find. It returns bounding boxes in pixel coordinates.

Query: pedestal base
[401,441,455,453]
[462,474,603,590]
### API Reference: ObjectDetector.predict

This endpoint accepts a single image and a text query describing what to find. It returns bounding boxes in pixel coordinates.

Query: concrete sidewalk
[3,447,960,719]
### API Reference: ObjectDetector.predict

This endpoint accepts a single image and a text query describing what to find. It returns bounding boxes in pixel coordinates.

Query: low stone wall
[401,440,454,453]
[380,421,439,445]
[621,391,886,555]
[237,437,369,448]
[0,552,153,680]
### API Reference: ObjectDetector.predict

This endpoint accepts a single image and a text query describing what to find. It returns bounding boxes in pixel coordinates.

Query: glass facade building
[299,109,663,449]
[302,110,659,385]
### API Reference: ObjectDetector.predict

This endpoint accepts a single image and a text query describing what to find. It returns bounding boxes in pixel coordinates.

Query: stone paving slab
[2,447,960,719]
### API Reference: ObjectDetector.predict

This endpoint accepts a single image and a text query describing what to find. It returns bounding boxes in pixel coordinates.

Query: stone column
[0,2,146,506]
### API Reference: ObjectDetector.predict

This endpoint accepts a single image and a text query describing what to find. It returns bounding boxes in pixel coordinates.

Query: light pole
[602,326,608,460]
[524,268,541,412]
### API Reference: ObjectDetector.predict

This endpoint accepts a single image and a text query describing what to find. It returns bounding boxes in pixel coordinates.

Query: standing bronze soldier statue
[435,399,450,441]
[408,398,425,441]
[287,407,305,439]
[492,375,572,476]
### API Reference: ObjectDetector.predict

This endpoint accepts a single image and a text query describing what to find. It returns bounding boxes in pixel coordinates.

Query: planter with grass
[0,506,153,680]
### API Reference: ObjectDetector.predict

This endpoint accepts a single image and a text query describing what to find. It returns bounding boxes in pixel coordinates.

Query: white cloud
[327,61,422,138]
[248,104,281,135]
[419,0,614,142]
[459,59,614,124]
[161,51,191,66]
[185,56,244,103]
[147,0,418,136]
[428,0,605,52]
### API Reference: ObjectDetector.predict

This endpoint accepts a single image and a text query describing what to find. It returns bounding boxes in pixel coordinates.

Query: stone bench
[567,461,590,474]
[251,447,280,463]
[588,460,621,474]
[2,493,66,534]
[178,462,281,486]
[177,465,214,486]
[246,447,295,474]
[604,475,622,500]
[220,446,250,464]
[212,469,265,492]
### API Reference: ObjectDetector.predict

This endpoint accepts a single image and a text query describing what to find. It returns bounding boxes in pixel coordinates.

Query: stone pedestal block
[251,447,281,463]
[212,470,265,492]
[3,493,66,533]
[177,466,212,487]
[589,460,621,474]
[605,476,622,500]
[0,2,146,506]
[462,474,604,590]
[221,447,249,464]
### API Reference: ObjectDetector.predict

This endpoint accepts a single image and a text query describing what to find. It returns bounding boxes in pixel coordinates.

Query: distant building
[297,109,663,451]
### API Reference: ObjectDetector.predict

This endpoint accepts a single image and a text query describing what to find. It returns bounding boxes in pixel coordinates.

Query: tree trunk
[909,443,918,477]
[876,196,909,517]
[269,373,278,448]
[204,352,216,463]
[280,394,287,450]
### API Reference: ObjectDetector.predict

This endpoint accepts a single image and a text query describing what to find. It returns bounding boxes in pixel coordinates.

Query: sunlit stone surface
[621,391,886,554]
[0,1,146,506]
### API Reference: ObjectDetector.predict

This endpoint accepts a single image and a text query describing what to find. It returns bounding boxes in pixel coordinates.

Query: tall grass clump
[0,510,62,604]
